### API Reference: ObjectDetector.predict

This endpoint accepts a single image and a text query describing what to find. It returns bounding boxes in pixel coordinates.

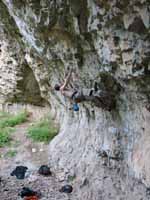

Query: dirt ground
[0,120,71,200]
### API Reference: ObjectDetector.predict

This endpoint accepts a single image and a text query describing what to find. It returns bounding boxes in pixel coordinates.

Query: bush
[0,111,28,147]
[27,118,59,143]
[0,127,14,147]
[0,111,28,128]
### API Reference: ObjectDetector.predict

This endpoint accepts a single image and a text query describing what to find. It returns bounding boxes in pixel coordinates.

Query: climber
[54,68,73,96]
[54,67,116,111]
[54,68,80,111]
[54,69,99,111]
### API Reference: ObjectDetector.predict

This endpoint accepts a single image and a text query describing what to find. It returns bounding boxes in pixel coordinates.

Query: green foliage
[0,111,28,128]
[5,150,17,157]
[67,175,76,182]
[27,118,59,143]
[0,111,28,147]
[0,127,15,147]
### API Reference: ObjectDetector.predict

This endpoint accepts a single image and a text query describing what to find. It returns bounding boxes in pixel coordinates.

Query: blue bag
[73,103,79,111]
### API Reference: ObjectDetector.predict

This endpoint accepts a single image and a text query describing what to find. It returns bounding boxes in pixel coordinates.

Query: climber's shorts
[71,90,78,100]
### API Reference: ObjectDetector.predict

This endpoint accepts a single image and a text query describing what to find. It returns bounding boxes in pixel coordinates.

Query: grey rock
[0,0,150,199]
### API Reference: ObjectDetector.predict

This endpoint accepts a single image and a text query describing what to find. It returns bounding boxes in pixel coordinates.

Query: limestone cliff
[0,0,150,199]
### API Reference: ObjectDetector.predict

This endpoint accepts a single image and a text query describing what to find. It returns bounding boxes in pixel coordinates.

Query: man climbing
[54,68,100,111]
[54,68,73,96]
[54,68,81,111]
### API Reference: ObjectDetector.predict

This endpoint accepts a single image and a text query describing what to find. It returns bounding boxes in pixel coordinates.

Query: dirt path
[0,120,71,200]
[0,120,49,176]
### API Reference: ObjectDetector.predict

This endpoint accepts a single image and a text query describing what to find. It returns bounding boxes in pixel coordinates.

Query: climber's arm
[60,68,73,91]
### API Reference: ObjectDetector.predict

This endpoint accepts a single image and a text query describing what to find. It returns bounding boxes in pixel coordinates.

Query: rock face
[0,0,150,199]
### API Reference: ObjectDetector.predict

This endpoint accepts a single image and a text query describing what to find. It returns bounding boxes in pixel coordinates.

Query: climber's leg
[70,90,79,111]
[94,81,98,92]
[89,81,98,96]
